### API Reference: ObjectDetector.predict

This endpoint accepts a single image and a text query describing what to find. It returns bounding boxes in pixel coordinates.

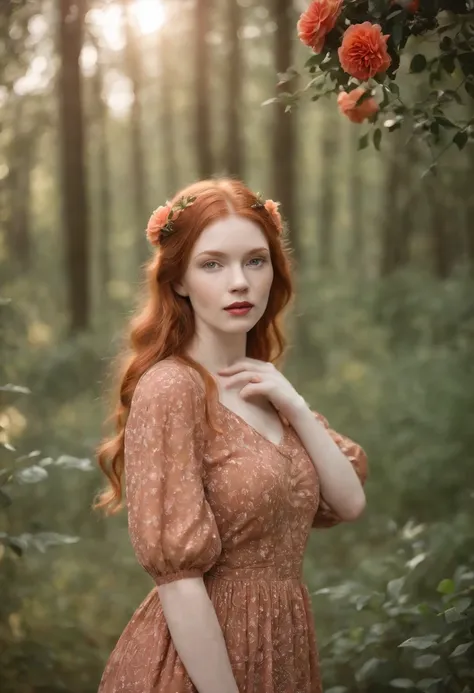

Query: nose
[229,265,250,294]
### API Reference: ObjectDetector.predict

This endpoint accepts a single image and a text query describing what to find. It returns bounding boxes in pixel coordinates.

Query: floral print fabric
[98,357,368,693]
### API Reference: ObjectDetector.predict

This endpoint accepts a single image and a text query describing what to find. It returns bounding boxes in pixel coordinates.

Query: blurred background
[1,0,473,691]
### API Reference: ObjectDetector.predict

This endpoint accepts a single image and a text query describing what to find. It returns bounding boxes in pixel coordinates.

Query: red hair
[93,178,294,515]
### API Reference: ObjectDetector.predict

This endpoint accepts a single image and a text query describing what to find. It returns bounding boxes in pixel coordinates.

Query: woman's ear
[173,281,188,298]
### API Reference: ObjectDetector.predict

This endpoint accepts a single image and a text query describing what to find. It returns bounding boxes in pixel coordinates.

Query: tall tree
[272,0,299,260]
[380,133,414,276]
[159,25,179,197]
[89,30,112,303]
[318,101,339,270]
[348,132,364,277]
[122,0,148,265]
[195,0,213,178]
[58,0,90,333]
[5,98,32,270]
[225,0,244,178]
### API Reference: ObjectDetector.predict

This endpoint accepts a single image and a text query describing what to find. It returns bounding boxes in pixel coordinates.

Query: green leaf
[440,54,456,74]
[450,642,473,658]
[392,22,404,48]
[0,384,31,394]
[435,116,456,129]
[443,606,465,622]
[358,133,369,150]
[454,596,472,612]
[416,679,443,693]
[465,81,474,99]
[305,53,324,69]
[390,680,415,690]
[387,576,404,599]
[444,89,463,104]
[410,54,427,73]
[399,635,439,650]
[453,131,468,150]
[388,81,400,96]
[15,466,48,484]
[356,658,383,681]
[437,578,455,594]
[414,654,440,669]
[440,36,453,51]
[0,490,12,508]
[262,98,278,107]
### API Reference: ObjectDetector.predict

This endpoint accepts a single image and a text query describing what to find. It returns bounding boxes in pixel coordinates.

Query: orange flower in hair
[146,204,172,246]
[145,195,196,246]
[264,199,283,235]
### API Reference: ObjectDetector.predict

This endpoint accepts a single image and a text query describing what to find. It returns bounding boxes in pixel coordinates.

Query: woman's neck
[185,333,247,374]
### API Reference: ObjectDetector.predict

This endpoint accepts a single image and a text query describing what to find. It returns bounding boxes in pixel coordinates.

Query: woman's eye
[248,257,266,266]
[202,261,219,269]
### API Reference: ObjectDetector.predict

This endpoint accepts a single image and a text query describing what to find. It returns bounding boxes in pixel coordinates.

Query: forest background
[1,0,473,691]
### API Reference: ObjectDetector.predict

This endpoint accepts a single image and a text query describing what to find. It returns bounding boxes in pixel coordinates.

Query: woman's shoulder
[133,356,203,404]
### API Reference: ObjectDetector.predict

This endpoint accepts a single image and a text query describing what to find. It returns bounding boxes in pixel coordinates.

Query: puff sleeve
[124,362,222,586]
[311,412,368,529]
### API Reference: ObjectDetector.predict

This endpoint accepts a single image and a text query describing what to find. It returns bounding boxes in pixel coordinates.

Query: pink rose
[264,199,283,234]
[146,203,171,246]
[297,0,343,54]
[337,87,379,123]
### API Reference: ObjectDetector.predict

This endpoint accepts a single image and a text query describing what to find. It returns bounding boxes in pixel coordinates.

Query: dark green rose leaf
[410,54,427,73]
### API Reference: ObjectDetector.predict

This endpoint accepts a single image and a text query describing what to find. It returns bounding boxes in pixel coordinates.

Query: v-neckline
[165,355,290,451]
[216,399,289,451]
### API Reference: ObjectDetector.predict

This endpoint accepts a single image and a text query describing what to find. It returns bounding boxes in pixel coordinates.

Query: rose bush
[274,0,474,161]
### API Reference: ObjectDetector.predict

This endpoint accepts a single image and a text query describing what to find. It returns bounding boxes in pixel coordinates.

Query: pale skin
[158,213,366,693]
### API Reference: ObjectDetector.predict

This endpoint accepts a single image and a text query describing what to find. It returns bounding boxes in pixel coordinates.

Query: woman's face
[174,215,274,336]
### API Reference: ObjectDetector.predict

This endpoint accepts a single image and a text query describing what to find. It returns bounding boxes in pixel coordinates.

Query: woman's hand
[217,358,307,423]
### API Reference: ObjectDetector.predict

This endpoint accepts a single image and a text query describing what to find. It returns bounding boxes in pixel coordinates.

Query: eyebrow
[195,247,270,259]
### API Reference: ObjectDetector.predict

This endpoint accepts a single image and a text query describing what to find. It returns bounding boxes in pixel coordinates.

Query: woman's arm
[158,577,239,693]
[290,402,367,521]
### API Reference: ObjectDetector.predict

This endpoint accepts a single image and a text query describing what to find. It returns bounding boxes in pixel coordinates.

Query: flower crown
[145,192,283,247]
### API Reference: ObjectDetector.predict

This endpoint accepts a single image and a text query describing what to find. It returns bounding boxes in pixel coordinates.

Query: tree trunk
[465,148,474,275]
[195,0,213,178]
[5,100,33,270]
[58,0,90,334]
[159,27,179,197]
[426,179,451,279]
[318,101,339,270]
[90,32,112,301]
[225,0,243,178]
[272,0,299,261]
[348,132,364,277]
[122,0,148,266]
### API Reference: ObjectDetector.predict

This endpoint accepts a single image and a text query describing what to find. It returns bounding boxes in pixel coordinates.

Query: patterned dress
[98,357,368,693]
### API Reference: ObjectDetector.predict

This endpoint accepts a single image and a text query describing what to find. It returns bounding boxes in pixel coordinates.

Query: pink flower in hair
[146,203,171,246]
[264,199,283,234]
[145,195,197,246]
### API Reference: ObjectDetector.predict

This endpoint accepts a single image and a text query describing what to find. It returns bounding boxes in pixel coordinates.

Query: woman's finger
[238,382,267,400]
[220,371,263,388]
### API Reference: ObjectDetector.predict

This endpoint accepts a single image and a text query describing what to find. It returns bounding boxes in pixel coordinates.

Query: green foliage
[312,518,474,692]
[287,1,474,161]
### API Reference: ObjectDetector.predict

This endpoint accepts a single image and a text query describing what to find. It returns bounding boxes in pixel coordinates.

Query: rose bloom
[146,204,171,245]
[338,22,391,81]
[297,0,343,53]
[337,87,379,123]
[264,199,283,234]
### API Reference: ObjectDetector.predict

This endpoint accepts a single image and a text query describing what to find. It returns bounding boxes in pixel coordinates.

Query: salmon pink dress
[98,357,368,693]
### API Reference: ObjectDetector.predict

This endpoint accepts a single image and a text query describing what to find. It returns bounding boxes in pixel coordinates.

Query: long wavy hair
[94,178,294,515]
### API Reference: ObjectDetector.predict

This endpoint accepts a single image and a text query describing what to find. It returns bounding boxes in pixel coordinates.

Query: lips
[225,302,254,310]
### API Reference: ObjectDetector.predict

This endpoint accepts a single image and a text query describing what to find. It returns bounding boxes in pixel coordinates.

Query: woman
[95,178,368,693]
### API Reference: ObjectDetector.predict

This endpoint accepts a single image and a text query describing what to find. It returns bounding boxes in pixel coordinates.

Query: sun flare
[90,0,166,49]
